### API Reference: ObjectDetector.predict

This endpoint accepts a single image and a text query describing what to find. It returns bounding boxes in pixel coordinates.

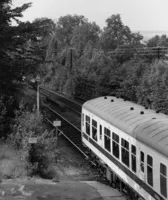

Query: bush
[8,107,58,178]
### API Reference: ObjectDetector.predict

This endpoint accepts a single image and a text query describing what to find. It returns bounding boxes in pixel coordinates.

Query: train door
[99,124,103,147]
[139,150,146,182]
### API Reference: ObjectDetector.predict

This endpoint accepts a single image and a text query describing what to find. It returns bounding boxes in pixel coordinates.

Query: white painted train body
[81,96,168,200]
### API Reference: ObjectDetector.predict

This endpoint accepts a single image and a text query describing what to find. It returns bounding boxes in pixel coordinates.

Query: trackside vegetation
[39,14,168,114]
[0,99,58,179]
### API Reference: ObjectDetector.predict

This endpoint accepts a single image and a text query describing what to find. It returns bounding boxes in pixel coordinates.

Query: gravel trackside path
[0,179,103,200]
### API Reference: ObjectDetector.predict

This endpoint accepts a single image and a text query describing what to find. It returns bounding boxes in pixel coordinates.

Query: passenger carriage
[81,96,168,200]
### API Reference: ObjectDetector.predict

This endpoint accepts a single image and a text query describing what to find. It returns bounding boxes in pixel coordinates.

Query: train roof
[83,96,168,158]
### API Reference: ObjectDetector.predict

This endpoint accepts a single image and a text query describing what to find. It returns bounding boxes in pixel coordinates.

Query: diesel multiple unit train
[81,96,168,200]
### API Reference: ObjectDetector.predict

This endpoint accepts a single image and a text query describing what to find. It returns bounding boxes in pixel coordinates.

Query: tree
[71,22,100,56]
[56,14,88,46]
[0,1,56,137]
[0,1,34,136]
[0,2,56,93]
[25,17,56,76]
[0,1,36,93]
[100,14,143,51]
[137,61,168,113]
[146,34,168,47]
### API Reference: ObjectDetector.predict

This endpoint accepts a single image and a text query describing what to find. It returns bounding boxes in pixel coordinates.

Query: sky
[13,0,168,32]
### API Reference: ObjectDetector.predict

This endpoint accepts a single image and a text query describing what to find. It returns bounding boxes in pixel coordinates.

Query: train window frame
[131,145,136,173]
[104,127,111,152]
[100,125,102,140]
[147,154,153,187]
[92,119,97,141]
[112,132,120,159]
[85,115,90,135]
[160,163,167,198]
[140,151,145,173]
[121,138,130,168]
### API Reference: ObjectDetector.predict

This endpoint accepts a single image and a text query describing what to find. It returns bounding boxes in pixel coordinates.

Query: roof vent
[104,96,107,99]
[130,107,134,110]
[140,111,144,114]
[111,99,114,102]
[152,117,156,119]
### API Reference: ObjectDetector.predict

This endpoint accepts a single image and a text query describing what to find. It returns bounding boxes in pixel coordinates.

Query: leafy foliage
[137,61,168,113]
[100,14,143,51]
[29,13,168,114]
[8,107,57,177]
[71,22,101,56]
[56,14,88,46]
[0,1,57,138]
[146,34,168,47]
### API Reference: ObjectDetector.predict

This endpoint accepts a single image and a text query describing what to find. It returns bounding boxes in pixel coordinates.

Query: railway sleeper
[46,97,66,112]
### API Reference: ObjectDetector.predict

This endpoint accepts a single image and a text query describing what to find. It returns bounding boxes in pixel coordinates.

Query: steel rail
[44,103,81,132]
[40,86,82,106]
[40,86,82,115]
[28,89,96,166]
[45,117,88,159]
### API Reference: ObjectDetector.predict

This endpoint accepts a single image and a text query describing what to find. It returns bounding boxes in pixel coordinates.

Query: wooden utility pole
[36,76,40,117]
[70,48,73,70]
[157,47,160,60]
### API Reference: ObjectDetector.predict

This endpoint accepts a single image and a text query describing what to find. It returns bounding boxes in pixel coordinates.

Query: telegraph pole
[70,48,73,70]
[157,47,160,60]
[36,75,40,116]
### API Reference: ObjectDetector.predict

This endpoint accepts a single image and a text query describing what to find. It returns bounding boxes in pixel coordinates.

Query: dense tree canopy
[100,14,143,51]
[41,13,168,115]
[0,1,56,137]
[0,1,56,93]
[56,15,88,46]
[71,22,100,56]
[146,34,168,47]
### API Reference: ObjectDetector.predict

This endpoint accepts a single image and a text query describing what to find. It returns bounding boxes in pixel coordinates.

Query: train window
[104,128,111,152]
[140,151,144,173]
[121,139,129,168]
[112,132,119,159]
[85,115,90,135]
[131,145,136,173]
[147,155,153,187]
[160,163,167,198]
[100,125,102,140]
[92,119,97,141]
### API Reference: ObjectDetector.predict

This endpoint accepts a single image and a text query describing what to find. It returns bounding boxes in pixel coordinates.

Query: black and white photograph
[0,0,168,199]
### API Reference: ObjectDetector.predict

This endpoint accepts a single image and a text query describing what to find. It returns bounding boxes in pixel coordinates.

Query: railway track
[40,86,82,115]
[44,103,87,157]
[43,102,99,168]
[29,87,87,158]
[38,87,100,167]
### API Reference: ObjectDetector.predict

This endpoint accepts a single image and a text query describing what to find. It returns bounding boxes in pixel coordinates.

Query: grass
[0,141,27,179]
